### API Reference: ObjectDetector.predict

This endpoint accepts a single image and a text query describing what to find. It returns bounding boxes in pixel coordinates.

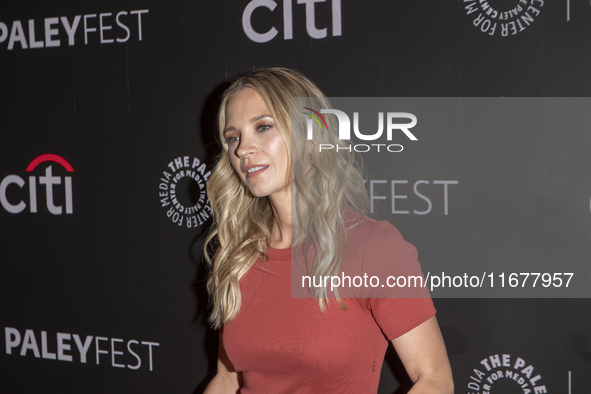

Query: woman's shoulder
[344,210,419,274]
[345,210,406,249]
[340,211,426,298]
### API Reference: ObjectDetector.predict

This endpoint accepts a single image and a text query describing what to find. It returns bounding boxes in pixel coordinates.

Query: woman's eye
[226,136,239,144]
[257,124,272,132]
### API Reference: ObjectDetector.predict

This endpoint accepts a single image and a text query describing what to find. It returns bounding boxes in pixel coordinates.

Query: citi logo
[0,154,74,215]
[243,0,341,43]
[304,108,418,153]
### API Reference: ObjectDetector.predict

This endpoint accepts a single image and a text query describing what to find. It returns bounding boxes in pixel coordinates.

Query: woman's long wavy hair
[204,67,368,329]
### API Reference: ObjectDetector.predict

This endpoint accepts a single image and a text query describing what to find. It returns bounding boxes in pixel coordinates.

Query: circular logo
[158,155,212,228]
[463,0,544,37]
[467,354,547,394]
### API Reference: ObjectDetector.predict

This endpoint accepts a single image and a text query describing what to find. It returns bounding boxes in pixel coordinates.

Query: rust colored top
[223,216,435,393]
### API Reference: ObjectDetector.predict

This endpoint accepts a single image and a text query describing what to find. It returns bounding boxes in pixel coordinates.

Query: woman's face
[224,88,290,199]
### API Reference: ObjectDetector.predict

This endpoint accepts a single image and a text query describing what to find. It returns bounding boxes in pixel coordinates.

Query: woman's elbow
[427,373,454,394]
[415,370,454,394]
[441,375,454,394]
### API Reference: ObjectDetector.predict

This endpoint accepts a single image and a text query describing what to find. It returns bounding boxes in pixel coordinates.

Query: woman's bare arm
[391,315,454,394]
[203,330,242,394]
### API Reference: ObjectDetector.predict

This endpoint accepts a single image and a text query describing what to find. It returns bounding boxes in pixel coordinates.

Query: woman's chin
[247,187,270,198]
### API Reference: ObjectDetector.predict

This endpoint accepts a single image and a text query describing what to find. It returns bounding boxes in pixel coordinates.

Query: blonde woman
[203,67,453,394]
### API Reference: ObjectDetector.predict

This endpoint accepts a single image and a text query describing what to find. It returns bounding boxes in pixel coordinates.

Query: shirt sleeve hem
[383,303,437,341]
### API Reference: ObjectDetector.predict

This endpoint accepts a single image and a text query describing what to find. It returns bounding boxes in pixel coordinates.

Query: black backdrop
[1,1,590,393]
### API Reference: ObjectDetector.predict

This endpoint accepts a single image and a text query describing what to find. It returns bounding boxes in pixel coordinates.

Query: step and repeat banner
[1,1,590,393]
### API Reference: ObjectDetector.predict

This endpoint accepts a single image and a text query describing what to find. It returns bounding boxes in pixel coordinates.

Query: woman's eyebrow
[249,114,272,123]
[224,114,272,135]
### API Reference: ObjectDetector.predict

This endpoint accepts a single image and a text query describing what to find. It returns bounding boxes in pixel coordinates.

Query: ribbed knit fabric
[222,217,436,393]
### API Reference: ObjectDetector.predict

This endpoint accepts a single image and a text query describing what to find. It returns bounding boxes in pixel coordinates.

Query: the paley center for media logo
[467,353,549,394]
[158,155,212,228]
[303,106,417,153]
[463,0,544,37]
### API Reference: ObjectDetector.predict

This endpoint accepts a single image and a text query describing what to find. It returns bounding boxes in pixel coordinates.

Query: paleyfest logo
[159,156,211,228]
[468,354,548,394]
[463,0,544,37]
[0,9,149,50]
[303,107,417,153]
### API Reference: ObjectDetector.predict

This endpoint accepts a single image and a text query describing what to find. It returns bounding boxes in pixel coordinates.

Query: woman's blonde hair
[204,67,368,328]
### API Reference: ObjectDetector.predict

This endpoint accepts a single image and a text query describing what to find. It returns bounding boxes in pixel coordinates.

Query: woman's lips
[245,165,269,178]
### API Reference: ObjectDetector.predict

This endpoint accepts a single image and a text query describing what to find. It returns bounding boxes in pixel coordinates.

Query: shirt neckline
[267,246,293,260]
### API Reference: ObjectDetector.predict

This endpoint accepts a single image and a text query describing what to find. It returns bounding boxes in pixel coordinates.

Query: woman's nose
[236,134,255,159]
